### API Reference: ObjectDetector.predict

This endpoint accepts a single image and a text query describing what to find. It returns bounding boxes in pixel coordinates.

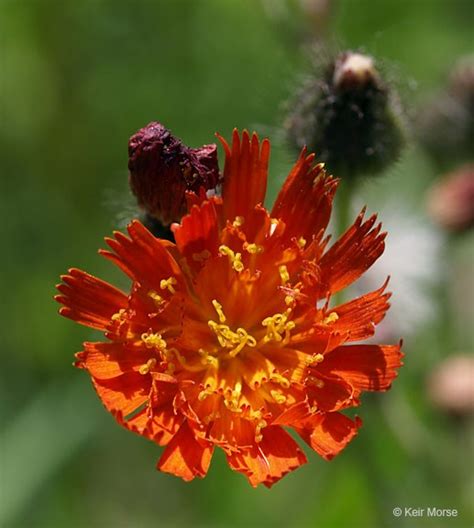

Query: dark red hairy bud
[128,122,220,225]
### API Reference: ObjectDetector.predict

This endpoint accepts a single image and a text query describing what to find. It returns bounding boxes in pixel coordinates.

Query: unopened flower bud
[427,164,474,232]
[285,51,405,179]
[418,56,474,168]
[427,355,474,416]
[333,52,379,90]
[128,122,220,226]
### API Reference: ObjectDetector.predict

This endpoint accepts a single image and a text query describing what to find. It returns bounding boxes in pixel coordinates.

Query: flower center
[207,299,257,358]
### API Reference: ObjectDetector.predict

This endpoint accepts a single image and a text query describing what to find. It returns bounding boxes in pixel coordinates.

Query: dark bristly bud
[418,56,474,169]
[128,122,220,226]
[427,164,474,232]
[285,51,405,179]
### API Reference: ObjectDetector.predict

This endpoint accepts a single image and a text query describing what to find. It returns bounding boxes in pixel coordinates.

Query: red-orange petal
[76,341,150,379]
[272,150,338,244]
[297,412,362,460]
[306,372,359,412]
[172,198,221,274]
[157,421,214,481]
[218,129,270,223]
[55,268,127,330]
[226,425,307,488]
[100,220,182,290]
[329,278,391,341]
[316,343,404,392]
[92,372,150,418]
[318,209,386,296]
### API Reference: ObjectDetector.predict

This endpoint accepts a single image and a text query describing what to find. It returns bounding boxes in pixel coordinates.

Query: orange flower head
[56,130,403,487]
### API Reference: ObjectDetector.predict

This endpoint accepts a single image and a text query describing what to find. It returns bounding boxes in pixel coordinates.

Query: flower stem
[334,177,355,306]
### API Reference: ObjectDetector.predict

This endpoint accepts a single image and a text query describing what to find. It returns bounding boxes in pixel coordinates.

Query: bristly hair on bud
[128,122,221,228]
[417,56,474,170]
[284,50,406,179]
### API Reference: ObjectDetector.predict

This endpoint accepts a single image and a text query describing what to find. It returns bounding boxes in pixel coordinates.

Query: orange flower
[56,130,403,487]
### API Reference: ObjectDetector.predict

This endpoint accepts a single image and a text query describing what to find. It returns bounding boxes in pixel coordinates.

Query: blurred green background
[1,0,473,527]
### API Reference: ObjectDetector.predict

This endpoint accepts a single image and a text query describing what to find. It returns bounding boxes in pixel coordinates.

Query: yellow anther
[234,380,242,396]
[160,276,177,294]
[285,295,295,306]
[208,321,256,358]
[198,389,213,402]
[219,245,244,272]
[229,329,257,358]
[147,290,164,306]
[167,347,188,366]
[306,353,325,366]
[297,237,307,248]
[232,216,244,227]
[138,358,156,375]
[323,312,339,325]
[255,419,268,443]
[270,390,287,404]
[271,372,291,389]
[111,309,126,322]
[192,250,211,262]
[224,398,242,413]
[198,348,219,368]
[141,332,167,350]
[279,265,290,285]
[244,242,264,255]
[309,405,318,413]
[211,299,227,323]
[261,310,295,344]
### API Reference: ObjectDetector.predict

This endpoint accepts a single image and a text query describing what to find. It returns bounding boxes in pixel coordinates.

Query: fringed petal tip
[227,426,308,488]
[157,422,213,482]
[298,413,362,461]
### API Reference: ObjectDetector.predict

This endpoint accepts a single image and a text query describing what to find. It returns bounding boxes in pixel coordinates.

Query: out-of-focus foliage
[1,1,473,527]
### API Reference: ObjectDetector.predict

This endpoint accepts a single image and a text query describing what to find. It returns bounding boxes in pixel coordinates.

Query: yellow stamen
[279,265,290,285]
[208,321,256,358]
[111,308,126,322]
[270,372,291,389]
[224,395,243,413]
[160,276,177,294]
[232,216,244,227]
[270,389,287,404]
[198,389,214,401]
[255,419,268,443]
[138,358,157,375]
[297,237,307,248]
[306,353,325,366]
[211,299,226,323]
[147,290,164,306]
[244,242,264,255]
[219,245,244,272]
[141,332,167,350]
[262,309,295,344]
[323,312,339,325]
[198,348,219,368]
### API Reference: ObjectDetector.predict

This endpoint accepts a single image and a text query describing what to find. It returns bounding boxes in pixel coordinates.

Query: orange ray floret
[56,129,403,488]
